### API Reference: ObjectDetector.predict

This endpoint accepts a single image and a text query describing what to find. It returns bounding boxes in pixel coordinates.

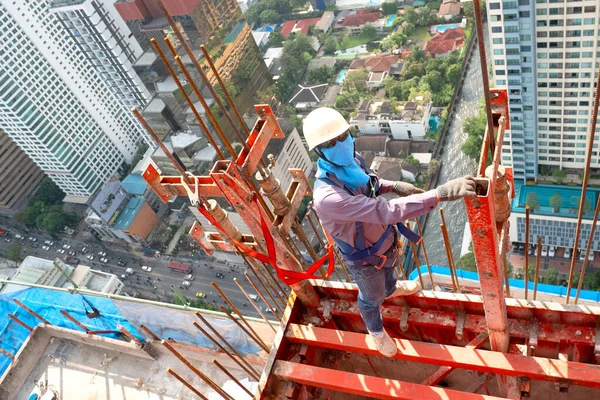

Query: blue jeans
[347,248,399,333]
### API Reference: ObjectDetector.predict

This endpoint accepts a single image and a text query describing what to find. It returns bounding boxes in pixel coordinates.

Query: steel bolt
[429,313,434,319]
[575,330,582,336]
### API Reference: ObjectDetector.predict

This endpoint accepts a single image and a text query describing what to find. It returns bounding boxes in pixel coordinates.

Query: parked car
[564,248,572,259]
[44,240,52,245]
[185,274,195,281]
[126,268,134,274]
[542,246,548,257]
[196,292,206,298]
[580,251,586,261]
[589,252,595,262]
[549,246,555,257]
[57,249,65,254]
[141,266,152,272]
[28,237,37,242]
[63,244,71,249]
[4,238,11,242]
[511,244,518,253]
[81,247,87,253]
[98,251,107,256]
[182,280,192,287]
[216,272,225,279]
[100,258,108,263]
[264,307,273,314]
[518,244,525,254]
[87,255,94,260]
[42,245,49,250]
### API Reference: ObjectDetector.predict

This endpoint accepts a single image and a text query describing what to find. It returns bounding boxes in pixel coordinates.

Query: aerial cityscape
[1,0,600,399]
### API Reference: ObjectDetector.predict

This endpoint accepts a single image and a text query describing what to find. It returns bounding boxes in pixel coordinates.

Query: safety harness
[316,155,421,270]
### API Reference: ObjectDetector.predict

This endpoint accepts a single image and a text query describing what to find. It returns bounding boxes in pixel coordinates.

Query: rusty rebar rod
[525,206,530,300]
[60,310,89,333]
[150,38,225,160]
[0,348,14,359]
[415,219,435,289]
[473,0,495,156]
[245,272,283,322]
[193,313,261,379]
[575,194,600,304]
[140,324,161,341]
[162,340,233,400]
[233,277,277,332]
[211,282,269,350]
[566,64,600,304]
[246,258,286,312]
[8,313,33,332]
[213,359,254,397]
[154,0,248,149]
[307,212,325,249]
[533,236,542,301]
[219,306,270,352]
[167,368,208,400]
[118,324,144,346]
[258,260,288,301]
[503,254,511,298]
[440,209,459,292]
[14,299,51,325]
[87,330,121,335]
[406,222,424,289]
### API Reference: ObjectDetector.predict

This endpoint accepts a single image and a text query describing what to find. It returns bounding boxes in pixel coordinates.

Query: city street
[0,229,287,320]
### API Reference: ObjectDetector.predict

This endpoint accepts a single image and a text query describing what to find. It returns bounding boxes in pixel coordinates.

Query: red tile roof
[425,27,465,56]
[349,59,366,69]
[431,27,465,41]
[401,50,412,59]
[341,10,381,27]
[425,40,455,55]
[280,20,297,38]
[295,17,322,35]
[350,54,399,72]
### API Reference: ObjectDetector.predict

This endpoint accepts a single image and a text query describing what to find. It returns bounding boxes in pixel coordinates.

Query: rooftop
[349,54,399,73]
[355,134,390,153]
[113,197,145,230]
[438,0,462,16]
[315,11,335,30]
[122,173,148,196]
[288,83,329,105]
[90,179,129,223]
[512,181,599,219]
[341,10,381,27]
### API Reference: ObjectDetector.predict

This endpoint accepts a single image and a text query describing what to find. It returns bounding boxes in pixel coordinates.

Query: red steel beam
[273,360,505,400]
[285,324,600,389]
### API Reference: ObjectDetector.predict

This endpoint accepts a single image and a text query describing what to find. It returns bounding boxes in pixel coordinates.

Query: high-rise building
[0,130,45,214]
[0,0,151,203]
[487,0,600,182]
[49,0,151,108]
[488,1,600,249]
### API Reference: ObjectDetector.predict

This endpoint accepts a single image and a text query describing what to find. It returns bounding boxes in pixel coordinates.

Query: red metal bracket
[274,169,311,234]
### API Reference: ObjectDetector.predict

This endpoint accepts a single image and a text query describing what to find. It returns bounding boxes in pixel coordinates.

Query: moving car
[182,280,191,287]
[42,245,50,251]
[141,266,152,272]
[196,292,206,298]
[63,244,71,249]
[215,272,225,279]
[126,268,134,274]
[81,247,87,253]
[57,249,65,254]
[185,274,195,281]
[100,258,108,263]
[86,255,94,260]
[98,251,107,256]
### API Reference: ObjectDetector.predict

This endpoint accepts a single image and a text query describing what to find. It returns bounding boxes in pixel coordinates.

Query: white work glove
[392,181,425,197]
[436,176,477,202]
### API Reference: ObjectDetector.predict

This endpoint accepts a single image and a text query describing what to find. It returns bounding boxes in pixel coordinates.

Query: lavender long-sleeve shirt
[313,174,439,258]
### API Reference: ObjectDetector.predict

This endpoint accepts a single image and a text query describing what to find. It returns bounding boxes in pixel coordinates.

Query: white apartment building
[49,0,150,108]
[487,0,600,182]
[0,0,151,203]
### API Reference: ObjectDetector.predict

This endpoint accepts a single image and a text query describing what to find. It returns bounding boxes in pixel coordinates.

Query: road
[0,230,288,320]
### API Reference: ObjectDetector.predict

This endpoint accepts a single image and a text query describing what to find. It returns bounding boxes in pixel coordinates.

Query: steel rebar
[406,222,424,289]
[533,236,541,301]
[575,194,600,304]
[233,277,277,332]
[503,254,511,297]
[118,324,144,346]
[525,206,530,300]
[415,219,435,289]
[0,348,14,359]
[213,359,254,397]
[211,282,269,350]
[167,368,208,400]
[193,313,261,379]
[219,306,270,352]
[258,261,288,304]
[8,313,33,332]
[162,340,233,400]
[473,0,495,156]
[150,38,225,160]
[440,209,459,292]
[245,271,283,322]
[14,299,51,325]
[566,64,600,304]
[140,324,161,341]
[59,310,89,333]
[246,258,286,312]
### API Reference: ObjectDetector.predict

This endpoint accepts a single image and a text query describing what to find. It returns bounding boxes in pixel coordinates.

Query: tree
[381,1,398,16]
[6,243,22,262]
[446,64,462,83]
[461,112,486,161]
[463,2,474,18]
[290,0,307,9]
[526,192,540,212]
[268,32,285,47]
[323,37,338,55]
[552,169,566,183]
[344,68,369,92]
[380,36,398,51]
[456,251,477,272]
[259,9,280,24]
[362,24,377,37]
[335,89,361,108]
[549,192,564,213]
[325,2,338,11]
[42,212,67,234]
[546,267,558,285]
[427,159,441,177]
[422,70,443,92]
[404,6,418,24]
[307,66,336,83]
[35,178,65,205]
[403,22,416,36]
[405,154,421,168]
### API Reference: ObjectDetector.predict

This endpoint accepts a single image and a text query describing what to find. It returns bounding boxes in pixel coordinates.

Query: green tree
[344,68,369,92]
[381,1,398,15]
[323,37,338,55]
[446,64,462,83]
[545,267,558,285]
[456,251,477,272]
[42,212,67,234]
[34,178,65,205]
[552,169,566,183]
[427,159,441,177]
[362,24,377,37]
[461,112,486,161]
[422,70,443,92]
[259,9,280,24]
[403,22,416,36]
[404,6,418,24]
[6,243,22,262]
[335,89,361,108]
[290,0,307,9]
[549,192,564,213]
[268,31,285,47]
[463,2,474,18]
[325,2,338,11]
[306,66,336,83]
[405,154,421,168]
[245,5,261,26]
[380,36,398,51]
[526,192,540,212]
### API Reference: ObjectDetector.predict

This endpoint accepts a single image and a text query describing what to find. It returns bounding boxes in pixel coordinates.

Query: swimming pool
[437,23,460,33]
[385,14,396,27]
[336,69,348,83]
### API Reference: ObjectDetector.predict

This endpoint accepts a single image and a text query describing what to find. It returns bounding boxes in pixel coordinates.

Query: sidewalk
[165,216,195,254]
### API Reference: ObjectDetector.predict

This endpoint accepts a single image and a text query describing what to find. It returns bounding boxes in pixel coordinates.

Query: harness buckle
[373,255,387,270]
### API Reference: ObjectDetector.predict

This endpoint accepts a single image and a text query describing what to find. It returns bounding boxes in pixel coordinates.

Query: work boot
[368,329,397,357]
[388,280,421,298]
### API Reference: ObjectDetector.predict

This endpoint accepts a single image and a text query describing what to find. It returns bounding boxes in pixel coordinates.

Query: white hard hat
[302,107,350,150]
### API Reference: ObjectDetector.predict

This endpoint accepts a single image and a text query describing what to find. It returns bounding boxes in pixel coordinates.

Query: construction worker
[304,107,476,357]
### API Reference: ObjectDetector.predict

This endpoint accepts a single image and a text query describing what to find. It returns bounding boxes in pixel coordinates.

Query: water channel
[421,31,491,266]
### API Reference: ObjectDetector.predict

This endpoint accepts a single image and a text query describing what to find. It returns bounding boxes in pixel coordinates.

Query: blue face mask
[316,135,370,190]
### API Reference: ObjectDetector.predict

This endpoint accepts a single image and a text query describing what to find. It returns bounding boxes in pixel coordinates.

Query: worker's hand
[393,181,425,197]
[436,176,477,202]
